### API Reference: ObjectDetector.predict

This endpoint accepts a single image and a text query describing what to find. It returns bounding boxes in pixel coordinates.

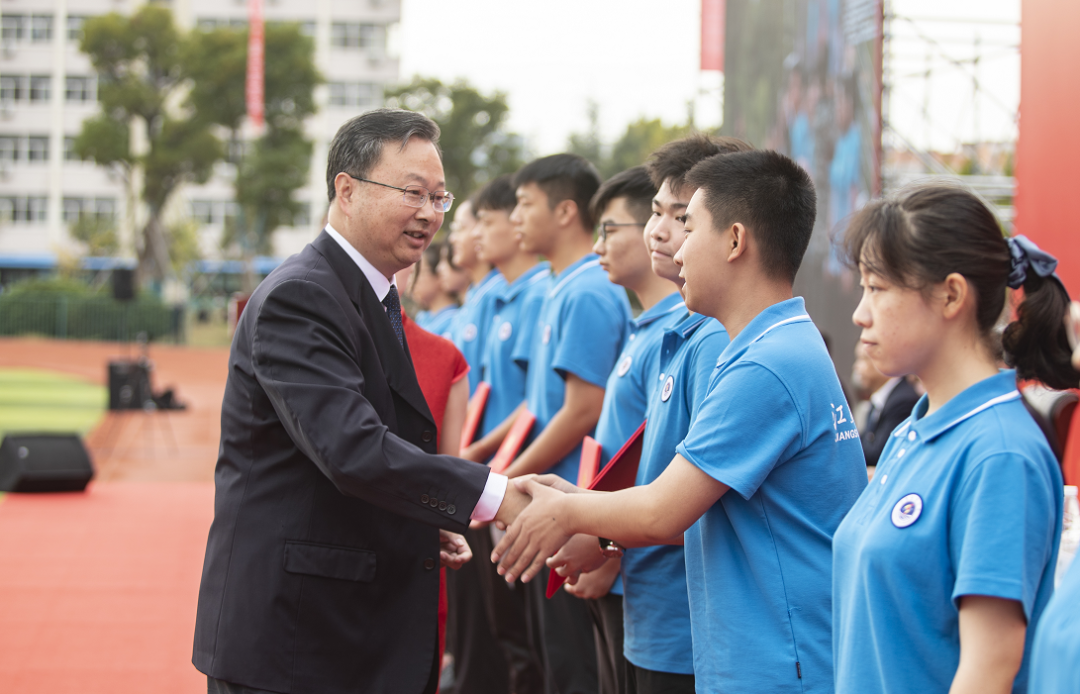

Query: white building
[0,0,400,279]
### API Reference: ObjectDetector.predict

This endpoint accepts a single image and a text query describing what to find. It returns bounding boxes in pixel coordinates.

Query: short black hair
[589,166,656,226]
[473,174,517,213]
[685,150,816,283]
[326,108,441,203]
[512,153,602,229]
[646,134,753,196]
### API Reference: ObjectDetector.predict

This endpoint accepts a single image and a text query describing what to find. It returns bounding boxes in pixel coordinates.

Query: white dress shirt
[323,224,507,522]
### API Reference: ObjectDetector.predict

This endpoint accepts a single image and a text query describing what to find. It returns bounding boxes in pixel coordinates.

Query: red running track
[0,482,214,693]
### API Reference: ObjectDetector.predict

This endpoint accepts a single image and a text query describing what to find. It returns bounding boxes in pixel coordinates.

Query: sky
[395,0,1020,157]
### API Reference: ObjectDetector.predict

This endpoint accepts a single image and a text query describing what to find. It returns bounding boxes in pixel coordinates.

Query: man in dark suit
[193,109,529,694]
[853,343,921,468]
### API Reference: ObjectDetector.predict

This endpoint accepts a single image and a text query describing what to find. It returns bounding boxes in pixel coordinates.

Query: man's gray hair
[326,108,441,202]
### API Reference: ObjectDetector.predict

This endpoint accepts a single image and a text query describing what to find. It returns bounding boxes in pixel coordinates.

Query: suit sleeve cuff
[470,472,508,522]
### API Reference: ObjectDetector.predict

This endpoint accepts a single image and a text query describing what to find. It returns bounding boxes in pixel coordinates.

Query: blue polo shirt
[833,370,1061,694]
[592,291,684,598]
[451,269,506,394]
[480,263,551,439]
[415,305,458,339]
[623,312,729,675]
[675,297,867,693]
[1031,554,1080,693]
[524,254,631,481]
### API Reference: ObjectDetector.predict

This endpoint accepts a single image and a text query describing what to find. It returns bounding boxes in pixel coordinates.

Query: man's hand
[524,473,587,495]
[439,530,472,570]
[491,478,573,584]
[547,533,608,583]
[565,557,621,600]
[492,477,532,529]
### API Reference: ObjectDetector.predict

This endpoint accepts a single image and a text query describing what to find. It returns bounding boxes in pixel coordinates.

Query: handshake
[487,475,612,594]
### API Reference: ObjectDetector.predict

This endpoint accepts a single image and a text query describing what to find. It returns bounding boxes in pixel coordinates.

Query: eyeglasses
[348,174,455,213]
[597,221,646,241]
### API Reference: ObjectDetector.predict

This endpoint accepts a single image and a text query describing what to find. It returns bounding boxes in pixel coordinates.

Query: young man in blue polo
[499,153,632,694]
[447,198,505,394]
[567,165,683,694]
[494,150,868,693]
[461,174,548,694]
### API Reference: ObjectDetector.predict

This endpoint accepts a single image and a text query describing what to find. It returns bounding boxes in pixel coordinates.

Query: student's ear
[727,223,748,263]
[940,272,970,321]
[553,199,579,228]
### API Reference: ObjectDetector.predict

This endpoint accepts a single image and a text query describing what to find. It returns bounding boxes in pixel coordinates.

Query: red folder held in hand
[546,420,646,598]
[460,382,491,453]
[489,409,536,474]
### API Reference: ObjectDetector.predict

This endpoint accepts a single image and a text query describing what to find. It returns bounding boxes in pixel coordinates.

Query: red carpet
[0,482,214,693]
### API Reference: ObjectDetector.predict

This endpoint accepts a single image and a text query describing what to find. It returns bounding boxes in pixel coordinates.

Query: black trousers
[625,661,696,694]
[445,525,511,694]
[474,526,546,694]
[525,571,599,694]
[586,593,627,694]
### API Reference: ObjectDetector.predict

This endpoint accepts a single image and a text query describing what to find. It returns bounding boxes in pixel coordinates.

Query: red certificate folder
[546,420,646,598]
[459,382,491,453]
[489,409,536,474]
[577,436,602,488]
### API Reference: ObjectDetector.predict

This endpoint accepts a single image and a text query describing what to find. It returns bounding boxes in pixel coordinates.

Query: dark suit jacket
[193,232,491,694]
[861,377,921,466]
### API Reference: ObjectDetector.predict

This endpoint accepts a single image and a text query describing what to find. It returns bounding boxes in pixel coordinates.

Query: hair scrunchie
[1007,235,1058,290]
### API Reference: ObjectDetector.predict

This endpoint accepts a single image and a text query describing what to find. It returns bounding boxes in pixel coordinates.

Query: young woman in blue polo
[832,185,1074,693]
[492,150,868,694]
[1030,550,1080,692]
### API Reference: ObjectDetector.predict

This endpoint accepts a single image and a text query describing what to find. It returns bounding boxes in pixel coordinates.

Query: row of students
[478,143,1078,693]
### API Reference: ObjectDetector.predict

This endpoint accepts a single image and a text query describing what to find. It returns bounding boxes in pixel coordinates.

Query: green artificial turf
[0,368,107,440]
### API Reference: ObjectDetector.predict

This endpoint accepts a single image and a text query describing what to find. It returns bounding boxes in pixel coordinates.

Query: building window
[330,22,384,51]
[27,136,49,162]
[328,82,379,108]
[191,200,239,225]
[64,136,82,161]
[30,15,53,42]
[29,76,51,102]
[62,197,82,222]
[66,76,95,102]
[0,196,49,224]
[67,16,86,42]
[300,21,315,38]
[94,198,116,220]
[1,15,26,42]
[1,75,24,102]
[0,136,20,163]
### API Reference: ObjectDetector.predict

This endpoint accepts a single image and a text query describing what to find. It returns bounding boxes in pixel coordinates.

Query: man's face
[448,200,479,270]
[475,207,519,267]
[592,197,650,289]
[645,179,691,286]
[510,182,557,256]
[338,137,445,278]
[674,189,728,318]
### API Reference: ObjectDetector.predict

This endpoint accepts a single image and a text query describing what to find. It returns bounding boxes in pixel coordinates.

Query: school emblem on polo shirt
[617,355,632,377]
[498,321,513,341]
[661,375,674,402]
[891,493,923,528]
[463,323,478,342]
[543,325,552,344]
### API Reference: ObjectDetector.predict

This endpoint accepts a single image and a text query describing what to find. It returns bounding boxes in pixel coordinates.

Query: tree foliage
[385,77,526,205]
[185,22,319,268]
[566,105,703,179]
[75,5,222,286]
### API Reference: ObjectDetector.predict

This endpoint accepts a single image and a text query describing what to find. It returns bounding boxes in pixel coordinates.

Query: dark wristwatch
[598,537,624,558]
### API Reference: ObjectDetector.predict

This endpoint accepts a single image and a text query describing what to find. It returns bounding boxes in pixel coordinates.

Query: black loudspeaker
[113,268,135,301]
[0,434,94,492]
[108,360,152,410]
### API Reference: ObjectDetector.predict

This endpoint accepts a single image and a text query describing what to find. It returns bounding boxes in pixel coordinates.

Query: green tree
[184,22,320,284]
[565,103,703,179]
[385,77,526,205]
[75,6,222,287]
[69,215,120,257]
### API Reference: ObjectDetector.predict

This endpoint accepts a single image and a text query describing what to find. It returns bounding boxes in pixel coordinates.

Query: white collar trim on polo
[324,223,397,302]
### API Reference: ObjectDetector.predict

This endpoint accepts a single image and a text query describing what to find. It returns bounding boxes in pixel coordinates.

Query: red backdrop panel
[1016,0,1080,297]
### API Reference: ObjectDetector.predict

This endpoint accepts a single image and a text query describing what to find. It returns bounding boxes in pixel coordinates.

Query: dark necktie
[382,284,404,348]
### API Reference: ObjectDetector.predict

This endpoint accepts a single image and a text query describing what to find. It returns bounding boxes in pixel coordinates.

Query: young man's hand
[439,530,472,570]
[547,533,608,582]
[491,478,573,583]
[565,557,621,600]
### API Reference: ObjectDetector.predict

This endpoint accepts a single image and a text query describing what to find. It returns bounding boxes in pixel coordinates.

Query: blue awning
[0,253,57,270]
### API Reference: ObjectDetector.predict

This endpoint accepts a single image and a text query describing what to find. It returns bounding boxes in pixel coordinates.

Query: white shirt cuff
[470,472,508,522]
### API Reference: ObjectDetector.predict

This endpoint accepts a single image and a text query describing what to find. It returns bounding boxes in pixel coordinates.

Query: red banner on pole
[701,0,725,72]
[246,0,265,129]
